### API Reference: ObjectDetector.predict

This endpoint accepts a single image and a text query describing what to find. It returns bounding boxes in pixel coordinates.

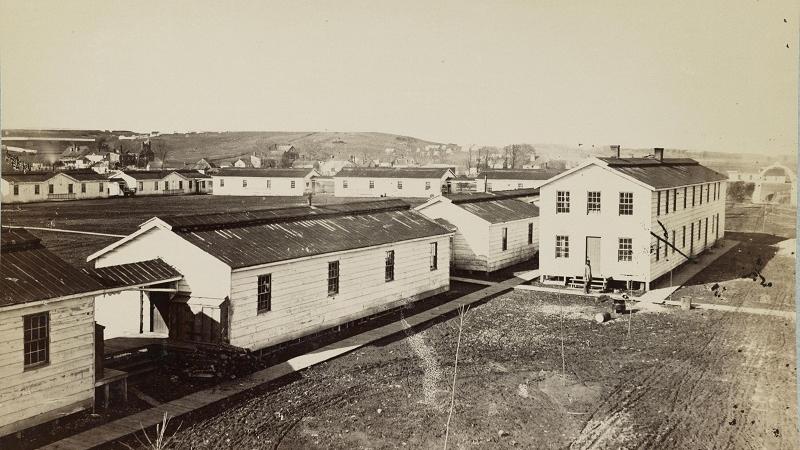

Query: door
[585,236,602,275]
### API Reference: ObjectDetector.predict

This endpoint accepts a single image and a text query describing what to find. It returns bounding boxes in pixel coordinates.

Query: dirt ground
[120,276,796,449]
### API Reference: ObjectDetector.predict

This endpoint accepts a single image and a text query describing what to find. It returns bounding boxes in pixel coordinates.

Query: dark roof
[174,170,211,179]
[444,188,539,203]
[597,157,727,189]
[158,200,451,269]
[444,192,497,202]
[334,167,453,179]
[1,228,105,307]
[1,172,55,183]
[121,170,174,180]
[490,188,540,198]
[215,168,314,178]
[763,167,790,177]
[479,169,564,180]
[449,197,539,223]
[61,170,107,181]
[84,259,182,289]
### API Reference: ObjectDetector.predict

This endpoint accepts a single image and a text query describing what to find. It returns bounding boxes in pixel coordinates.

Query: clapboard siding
[475,178,547,192]
[539,164,652,281]
[1,173,110,204]
[486,218,538,272]
[211,175,310,196]
[334,176,447,198]
[0,296,95,436]
[227,236,450,350]
[414,200,490,271]
[649,182,727,280]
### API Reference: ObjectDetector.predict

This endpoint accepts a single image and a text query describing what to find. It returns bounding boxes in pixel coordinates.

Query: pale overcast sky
[1,0,797,154]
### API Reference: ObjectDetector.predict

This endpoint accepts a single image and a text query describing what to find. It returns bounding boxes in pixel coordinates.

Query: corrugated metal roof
[84,259,182,289]
[445,189,539,203]
[162,203,450,269]
[334,167,452,179]
[215,168,314,178]
[1,228,105,307]
[479,169,564,180]
[597,157,727,189]
[491,188,540,198]
[452,198,539,223]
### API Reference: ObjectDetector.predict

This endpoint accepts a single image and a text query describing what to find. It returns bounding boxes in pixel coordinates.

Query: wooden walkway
[41,272,537,450]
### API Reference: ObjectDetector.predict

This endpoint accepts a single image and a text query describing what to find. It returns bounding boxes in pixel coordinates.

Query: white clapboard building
[86,200,453,351]
[1,170,110,203]
[538,148,727,291]
[474,169,564,192]
[333,167,455,198]
[416,192,539,272]
[211,168,318,196]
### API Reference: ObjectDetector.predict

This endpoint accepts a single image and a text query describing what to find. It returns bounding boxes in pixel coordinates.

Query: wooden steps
[567,276,607,292]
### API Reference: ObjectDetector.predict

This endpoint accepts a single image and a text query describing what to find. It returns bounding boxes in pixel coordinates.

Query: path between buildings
[41,271,539,450]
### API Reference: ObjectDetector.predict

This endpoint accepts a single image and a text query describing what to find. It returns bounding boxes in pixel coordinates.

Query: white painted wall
[0,296,95,436]
[211,175,310,196]
[1,174,110,204]
[227,236,450,350]
[475,178,547,192]
[334,175,449,198]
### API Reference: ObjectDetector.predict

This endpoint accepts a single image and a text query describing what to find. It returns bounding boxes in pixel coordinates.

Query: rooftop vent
[654,147,664,162]
[611,145,621,158]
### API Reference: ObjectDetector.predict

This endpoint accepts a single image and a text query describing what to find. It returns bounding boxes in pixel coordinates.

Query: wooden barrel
[594,312,611,323]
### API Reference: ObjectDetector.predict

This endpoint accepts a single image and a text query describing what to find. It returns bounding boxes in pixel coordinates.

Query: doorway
[585,236,602,276]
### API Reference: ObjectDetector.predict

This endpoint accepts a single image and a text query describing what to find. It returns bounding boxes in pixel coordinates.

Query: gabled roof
[215,168,316,178]
[173,170,211,179]
[61,170,108,182]
[334,167,453,179]
[1,228,105,307]
[94,200,452,270]
[539,157,727,190]
[84,259,182,289]
[478,169,564,180]
[120,170,174,180]
[449,197,539,223]
[596,157,727,189]
[1,172,55,183]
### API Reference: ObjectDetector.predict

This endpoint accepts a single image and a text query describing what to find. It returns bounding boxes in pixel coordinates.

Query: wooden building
[538,148,727,291]
[110,170,212,195]
[333,167,455,198]
[211,168,318,196]
[416,193,539,272]
[87,200,453,350]
[1,170,110,204]
[474,169,564,192]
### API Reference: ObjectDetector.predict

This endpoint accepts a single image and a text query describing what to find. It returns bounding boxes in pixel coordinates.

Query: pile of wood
[163,342,265,381]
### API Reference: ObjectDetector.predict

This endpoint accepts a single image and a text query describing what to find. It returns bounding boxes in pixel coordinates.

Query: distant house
[212,168,318,196]
[318,159,354,176]
[475,169,564,192]
[86,200,453,350]
[538,148,727,291]
[193,158,218,173]
[1,170,110,203]
[333,167,455,198]
[751,164,797,206]
[233,158,249,168]
[291,159,319,170]
[416,193,540,272]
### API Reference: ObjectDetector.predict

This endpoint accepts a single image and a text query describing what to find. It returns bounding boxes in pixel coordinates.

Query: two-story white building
[211,168,318,196]
[86,200,453,350]
[334,167,455,198]
[538,148,727,291]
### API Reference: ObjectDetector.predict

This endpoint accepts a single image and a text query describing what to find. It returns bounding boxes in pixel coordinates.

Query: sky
[0,0,797,154]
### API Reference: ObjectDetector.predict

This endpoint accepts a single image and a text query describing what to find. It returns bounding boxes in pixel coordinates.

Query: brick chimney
[611,145,621,158]
[654,147,664,161]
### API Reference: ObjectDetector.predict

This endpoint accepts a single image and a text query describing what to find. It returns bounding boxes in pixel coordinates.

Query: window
[138,182,143,191]
[81,183,86,193]
[692,186,696,206]
[486,183,493,192]
[68,184,74,194]
[242,179,248,188]
[257,274,272,313]
[430,242,438,270]
[154,181,159,190]
[369,180,374,189]
[290,180,296,189]
[555,235,569,258]
[24,312,49,368]
[706,183,710,203]
[618,238,633,261]
[48,184,54,194]
[501,227,508,251]
[201,181,206,188]
[189,180,193,190]
[397,180,403,190]
[699,185,703,205]
[425,181,431,190]
[664,234,669,258]
[266,179,271,189]
[655,239,660,261]
[327,261,339,296]
[697,220,702,239]
[556,191,570,213]
[220,179,225,187]
[619,192,633,215]
[164,182,168,191]
[13,184,18,196]
[665,190,670,214]
[343,180,348,189]
[99,182,104,192]
[178,181,183,190]
[673,189,677,211]
[517,183,523,189]
[657,191,661,216]
[587,191,601,214]
[682,226,686,247]
[683,187,687,209]
[34,184,40,195]
[527,223,534,244]
[712,183,716,201]
[671,230,676,254]
[385,250,395,281]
